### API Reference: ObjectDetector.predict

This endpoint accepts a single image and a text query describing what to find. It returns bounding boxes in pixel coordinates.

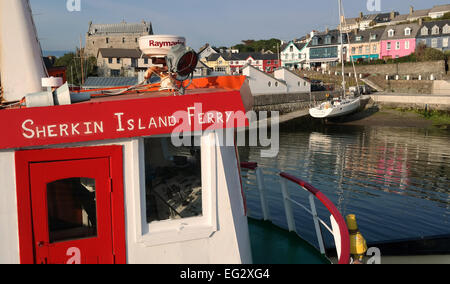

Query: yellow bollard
[346,214,368,264]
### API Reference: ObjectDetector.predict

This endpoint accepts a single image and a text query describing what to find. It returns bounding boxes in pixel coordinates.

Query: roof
[88,21,153,35]
[206,52,279,62]
[310,29,349,47]
[83,77,139,88]
[281,41,306,52]
[350,27,385,43]
[381,23,420,40]
[408,9,431,19]
[98,48,142,58]
[429,4,450,14]
[417,19,450,38]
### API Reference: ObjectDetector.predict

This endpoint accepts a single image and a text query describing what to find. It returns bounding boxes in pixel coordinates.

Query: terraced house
[280,41,308,70]
[348,28,384,61]
[417,20,450,52]
[380,23,420,60]
[308,29,349,68]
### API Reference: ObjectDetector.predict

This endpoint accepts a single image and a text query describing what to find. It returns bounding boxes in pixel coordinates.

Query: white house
[198,43,218,60]
[242,65,287,95]
[281,41,309,70]
[274,68,311,93]
[429,4,450,19]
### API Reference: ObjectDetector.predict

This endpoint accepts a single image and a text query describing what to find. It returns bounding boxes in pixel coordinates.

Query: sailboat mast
[338,0,346,95]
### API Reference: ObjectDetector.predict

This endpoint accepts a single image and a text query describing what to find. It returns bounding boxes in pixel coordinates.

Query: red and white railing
[241,162,350,265]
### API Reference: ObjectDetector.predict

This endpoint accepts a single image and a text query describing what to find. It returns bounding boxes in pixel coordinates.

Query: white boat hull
[309,97,361,119]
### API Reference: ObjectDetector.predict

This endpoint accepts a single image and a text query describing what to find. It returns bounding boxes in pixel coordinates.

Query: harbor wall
[369,94,450,111]
[330,60,446,77]
[253,91,340,114]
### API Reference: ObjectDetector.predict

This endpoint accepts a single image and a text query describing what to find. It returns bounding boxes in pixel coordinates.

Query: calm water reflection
[240,121,450,248]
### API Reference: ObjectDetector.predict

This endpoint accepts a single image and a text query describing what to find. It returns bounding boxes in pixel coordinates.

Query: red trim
[240,162,258,171]
[15,146,126,264]
[280,173,350,265]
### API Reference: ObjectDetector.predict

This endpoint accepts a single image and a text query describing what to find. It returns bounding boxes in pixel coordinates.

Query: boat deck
[248,218,331,264]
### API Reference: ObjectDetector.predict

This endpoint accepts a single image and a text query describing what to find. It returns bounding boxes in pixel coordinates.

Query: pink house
[380,23,420,59]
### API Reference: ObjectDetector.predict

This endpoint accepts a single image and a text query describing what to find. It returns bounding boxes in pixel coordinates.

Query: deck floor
[248,218,331,264]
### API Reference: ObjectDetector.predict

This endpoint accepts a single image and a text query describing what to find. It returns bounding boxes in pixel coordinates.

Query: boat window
[47,178,97,243]
[144,137,202,223]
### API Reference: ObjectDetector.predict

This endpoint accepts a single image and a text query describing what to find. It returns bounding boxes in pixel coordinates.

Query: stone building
[85,20,153,57]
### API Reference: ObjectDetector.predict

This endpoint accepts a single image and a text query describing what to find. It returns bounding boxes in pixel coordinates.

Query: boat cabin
[0,76,255,264]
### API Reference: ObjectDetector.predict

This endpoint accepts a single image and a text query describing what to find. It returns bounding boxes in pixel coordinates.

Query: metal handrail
[240,162,350,265]
[280,172,350,265]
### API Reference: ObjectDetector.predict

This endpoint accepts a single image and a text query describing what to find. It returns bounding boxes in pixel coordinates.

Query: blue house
[416,20,450,51]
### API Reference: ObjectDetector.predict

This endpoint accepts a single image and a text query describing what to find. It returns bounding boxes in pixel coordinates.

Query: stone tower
[85,20,153,57]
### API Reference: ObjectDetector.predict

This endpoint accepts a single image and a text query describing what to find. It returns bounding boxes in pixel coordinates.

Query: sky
[30,0,450,52]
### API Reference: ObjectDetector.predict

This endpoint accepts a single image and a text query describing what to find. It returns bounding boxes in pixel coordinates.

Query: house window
[290,46,294,52]
[432,38,438,48]
[404,28,411,36]
[268,82,272,87]
[351,47,356,54]
[421,27,429,36]
[370,34,377,40]
[395,41,400,50]
[443,38,449,48]
[388,30,394,37]
[432,26,440,35]
[106,38,109,44]
[108,58,113,64]
[387,42,391,50]
[365,46,370,53]
[144,137,203,223]
[325,36,331,44]
[144,58,149,65]
[356,36,362,42]
[312,38,318,45]
[405,41,410,50]
[117,58,121,64]
[122,38,125,43]
[373,45,377,53]
[444,25,450,34]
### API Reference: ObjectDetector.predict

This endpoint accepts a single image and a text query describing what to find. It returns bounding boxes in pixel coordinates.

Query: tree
[232,38,282,53]
[54,50,97,86]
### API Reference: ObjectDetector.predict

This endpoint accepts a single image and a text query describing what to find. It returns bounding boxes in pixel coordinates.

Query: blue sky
[31,0,450,51]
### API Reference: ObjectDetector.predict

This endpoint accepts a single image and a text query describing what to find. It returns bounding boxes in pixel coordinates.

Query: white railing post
[330,215,342,261]
[280,178,296,233]
[309,194,326,255]
[256,168,270,221]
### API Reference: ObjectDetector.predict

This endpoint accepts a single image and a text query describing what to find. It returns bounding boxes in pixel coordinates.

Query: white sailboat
[309,0,361,119]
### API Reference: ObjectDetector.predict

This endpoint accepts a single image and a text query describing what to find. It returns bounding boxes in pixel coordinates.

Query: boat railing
[240,162,350,265]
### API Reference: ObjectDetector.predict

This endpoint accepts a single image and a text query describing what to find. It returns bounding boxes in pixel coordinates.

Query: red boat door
[15,146,126,264]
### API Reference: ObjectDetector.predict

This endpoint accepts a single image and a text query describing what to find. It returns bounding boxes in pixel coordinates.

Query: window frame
[135,133,218,247]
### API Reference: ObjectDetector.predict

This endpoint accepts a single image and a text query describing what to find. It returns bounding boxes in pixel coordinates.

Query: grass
[415,110,450,129]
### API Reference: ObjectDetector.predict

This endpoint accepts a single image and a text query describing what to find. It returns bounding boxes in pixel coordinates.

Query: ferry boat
[0,0,351,264]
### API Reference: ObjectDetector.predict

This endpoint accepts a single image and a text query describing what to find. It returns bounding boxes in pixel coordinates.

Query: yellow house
[349,28,384,61]
[201,54,231,74]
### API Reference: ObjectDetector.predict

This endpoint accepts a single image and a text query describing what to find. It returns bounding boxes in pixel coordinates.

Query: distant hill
[43,50,74,58]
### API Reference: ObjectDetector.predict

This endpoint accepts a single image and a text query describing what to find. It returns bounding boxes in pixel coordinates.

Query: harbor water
[239,119,450,249]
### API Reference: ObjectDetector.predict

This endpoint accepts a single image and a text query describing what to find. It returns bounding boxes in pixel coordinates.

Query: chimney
[419,18,423,26]
[390,11,396,20]
[359,12,364,19]
[325,27,329,34]
[409,6,414,16]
